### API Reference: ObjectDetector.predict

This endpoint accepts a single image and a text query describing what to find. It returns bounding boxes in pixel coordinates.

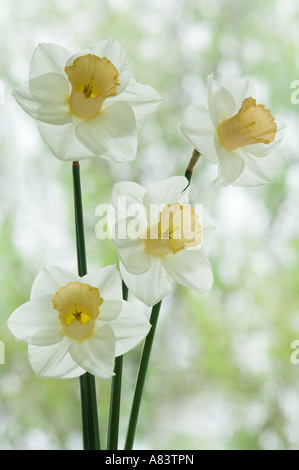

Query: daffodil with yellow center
[144,203,202,257]
[53,282,103,341]
[109,177,215,307]
[7,266,151,379]
[65,54,120,120]
[181,74,285,187]
[12,38,161,162]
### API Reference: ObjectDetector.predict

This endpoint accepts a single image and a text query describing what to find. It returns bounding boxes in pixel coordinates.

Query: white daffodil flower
[108,176,215,306]
[7,265,150,379]
[13,38,161,162]
[181,74,285,188]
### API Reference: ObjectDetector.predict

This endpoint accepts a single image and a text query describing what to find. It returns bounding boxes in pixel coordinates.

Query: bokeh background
[0,0,298,450]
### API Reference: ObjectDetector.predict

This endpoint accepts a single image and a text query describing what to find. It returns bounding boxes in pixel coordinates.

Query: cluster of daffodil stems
[73,155,197,450]
[73,160,167,450]
[72,161,100,449]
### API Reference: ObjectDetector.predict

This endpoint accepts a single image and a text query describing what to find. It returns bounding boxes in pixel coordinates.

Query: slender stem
[184,149,201,185]
[72,161,100,451]
[124,300,162,450]
[72,161,87,277]
[107,282,129,450]
[79,372,100,450]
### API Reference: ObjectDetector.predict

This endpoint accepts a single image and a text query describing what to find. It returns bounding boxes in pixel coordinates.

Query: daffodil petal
[7,296,63,346]
[212,139,245,188]
[30,266,79,300]
[69,324,116,378]
[110,181,146,209]
[224,79,256,109]
[28,340,84,379]
[29,73,70,103]
[207,74,219,127]
[107,181,147,234]
[82,265,121,299]
[75,101,137,162]
[29,42,72,79]
[143,176,189,221]
[67,37,130,95]
[112,210,147,239]
[110,300,151,357]
[179,185,191,205]
[207,74,237,126]
[162,249,213,293]
[111,78,161,128]
[233,151,274,186]
[82,265,122,321]
[94,299,121,323]
[13,73,72,125]
[181,103,218,164]
[37,119,97,160]
[112,223,151,274]
[120,258,171,307]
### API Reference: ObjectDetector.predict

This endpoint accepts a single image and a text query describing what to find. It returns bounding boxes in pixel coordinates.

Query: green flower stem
[72,161,100,451]
[79,372,101,451]
[107,281,129,450]
[184,149,201,185]
[124,300,162,450]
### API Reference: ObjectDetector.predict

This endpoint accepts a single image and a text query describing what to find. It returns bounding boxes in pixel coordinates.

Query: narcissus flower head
[107,177,215,306]
[181,74,285,188]
[13,38,161,162]
[7,265,150,379]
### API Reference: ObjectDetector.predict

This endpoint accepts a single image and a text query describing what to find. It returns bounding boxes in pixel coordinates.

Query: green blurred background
[0,0,298,450]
